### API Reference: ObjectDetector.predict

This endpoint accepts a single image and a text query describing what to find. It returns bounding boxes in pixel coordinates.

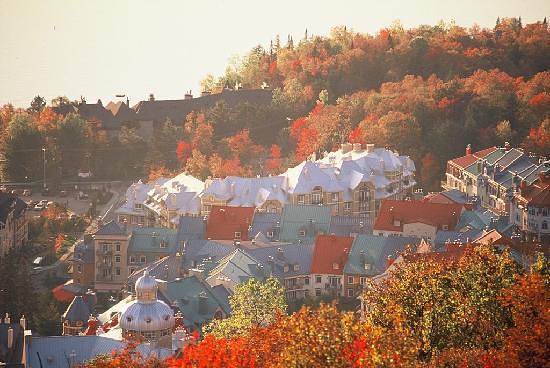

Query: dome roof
[135,269,158,304]
[119,299,175,332]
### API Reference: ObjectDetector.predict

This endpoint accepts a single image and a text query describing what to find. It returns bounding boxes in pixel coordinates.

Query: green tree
[1,113,44,181]
[204,277,287,338]
[28,95,46,115]
[55,113,88,177]
[146,119,182,170]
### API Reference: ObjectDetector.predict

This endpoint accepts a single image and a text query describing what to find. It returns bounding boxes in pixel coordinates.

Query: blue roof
[63,296,91,323]
[182,239,234,273]
[248,241,314,278]
[344,235,421,276]
[456,209,512,235]
[279,205,331,242]
[26,335,172,368]
[328,216,371,236]
[177,215,206,241]
[440,189,470,204]
[248,212,281,240]
[94,220,126,236]
[162,276,231,328]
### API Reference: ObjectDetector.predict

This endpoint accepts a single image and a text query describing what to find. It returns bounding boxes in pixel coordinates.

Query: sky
[0,0,548,107]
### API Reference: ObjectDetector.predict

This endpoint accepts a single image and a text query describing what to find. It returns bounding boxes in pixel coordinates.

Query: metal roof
[279,205,331,242]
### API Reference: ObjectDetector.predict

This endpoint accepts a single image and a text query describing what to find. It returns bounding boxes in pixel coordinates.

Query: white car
[34,203,45,211]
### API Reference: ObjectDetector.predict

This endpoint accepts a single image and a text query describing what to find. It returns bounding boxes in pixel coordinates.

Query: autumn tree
[204,277,286,338]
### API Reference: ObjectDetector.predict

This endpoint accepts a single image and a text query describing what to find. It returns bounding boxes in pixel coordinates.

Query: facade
[127,227,178,276]
[62,296,92,336]
[0,193,28,257]
[71,236,95,287]
[309,235,353,298]
[115,180,156,226]
[373,200,464,242]
[510,172,550,243]
[444,143,549,216]
[93,221,131,293]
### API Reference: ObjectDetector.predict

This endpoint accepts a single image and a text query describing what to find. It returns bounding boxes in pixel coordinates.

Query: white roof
[202,176,288,207]
[115,180,153,216]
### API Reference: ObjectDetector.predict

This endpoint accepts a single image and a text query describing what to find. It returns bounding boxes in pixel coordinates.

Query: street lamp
[42,147,46,190]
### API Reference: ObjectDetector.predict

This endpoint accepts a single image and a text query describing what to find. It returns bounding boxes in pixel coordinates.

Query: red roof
[52,284,77,303]
[206,206,256,241]
[450,146,497,168]
[310,235,353,275]
[422,193,457,204]
[374,200,464,232]
[516,173,550,207]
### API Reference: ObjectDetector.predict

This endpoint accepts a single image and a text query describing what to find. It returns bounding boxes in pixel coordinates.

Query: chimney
[277,247,284,260]
[122,219,128,233]
[126,97,130,107]
[359,250,365,267]
[386,255,394,268]
[365,144,375,153]
[7,326,13,349]
[184,91,193,100]
[149,93,155,101]
[504,141,511,151]
[4,313,10,324]
[466,144,472,155]
[20,315,26,330]
[353,143,362,152]
[198,292,208,315]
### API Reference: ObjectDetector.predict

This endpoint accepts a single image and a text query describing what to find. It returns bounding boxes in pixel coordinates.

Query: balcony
[286,282,305,290]
[96,249,113,256]
[325,283,342,290]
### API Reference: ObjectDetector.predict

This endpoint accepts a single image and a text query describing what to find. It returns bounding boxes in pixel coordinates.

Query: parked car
[22,189,32,196]
[59,190,67,197]
[39,200,49,206]
[33,203,45,211]
[78,192,89,200]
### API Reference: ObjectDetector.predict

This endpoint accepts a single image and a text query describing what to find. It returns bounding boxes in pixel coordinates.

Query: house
[70,236,95,287]
[144,173,204,228]
[443,145,498,194]
[343,235,422,297]
[62,296,92,336]
[205,206,255,241]
[279,205,332,242]
[373,200,464,242]
[0,193,28,257]
[205,248,269,292]
[309,235,353,297]
[510,172,550,243]
[115,180,156,226]
[92,221,130,293]
[126,227,178,276]
[249,242,314,300]
[159,276,231,333]
[248,212,281,241]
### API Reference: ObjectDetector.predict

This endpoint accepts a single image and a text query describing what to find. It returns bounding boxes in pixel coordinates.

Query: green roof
[128,227,178,255]
[279,205,331,242]
[163,276,231,328]
[484,149,506,165]
[344,235,420,276]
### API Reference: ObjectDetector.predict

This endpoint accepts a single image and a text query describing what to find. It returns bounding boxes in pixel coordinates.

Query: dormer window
[160,240,167,248]
[297,195,305,204]
[333,262,339,270]
[393,220,401,227]
[134,203,142,210]
[442,225,449,230]
[294,264,300,271]
[267,231,274,238]
[298,230,306,237]
[234,232,241,240]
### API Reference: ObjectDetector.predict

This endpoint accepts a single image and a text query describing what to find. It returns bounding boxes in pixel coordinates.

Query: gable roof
[248,212,281,241]
[374,200,464,232]
[310,235,353,275]
[205,206,255,241]
[248,241,314,278]
[128,227,178,255]
[161,276,231,328]
[133,89,272,123]
[63,296,91,323]
[279,205,332,242]
[206,248,269,287]
[344,235,421,276]
[94,220,127,236]
[176,215,206,241]
[450,146,497,168]
[328,216,371,236]
[515,173,550,207]
[105,101,137,123]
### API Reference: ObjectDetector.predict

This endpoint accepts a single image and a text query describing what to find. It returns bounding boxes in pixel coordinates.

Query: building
[71,236,95,287]
[0,314,28,367]
[115,180,156,226]
[309,235,353,298]
[144,173,205,228]
[0,193,28,257]
[343,235,421,297]
[119,270,175,347]
[373,200,464,242]
[443,143,549,215]
[510,172,550,243]
[62,296,92,336]
[278,205,332,242]
[127,227,178,276]
[205,206,255,241]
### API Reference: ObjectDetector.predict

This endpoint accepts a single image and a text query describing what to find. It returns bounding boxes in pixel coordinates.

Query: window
[442,225,449,231]
[333,262,339,270]
[311,192,322,205]
[234,232,241,240]
[130,256,136,264]
[294,264,301,271]
[543,208,548,217]
[115,243,121,252]
[115,255,121,263]
[115,267,121,276]
[315,288,321,297]
[348,276,353,284]
[315,275,322,284]
[298,230,306,237]
[543,221,548,230]
[160,240,167,248]
[330,192,338,202]
[267,231,274,238]
[304,277,310,285]
[129,268,135,275]
[360,277,367,285]
[140,256,146,264]
[344,202,352,211]
[134,203,143,210]
[76,264,82,273]
[347,288,354,297]
[297,195,305,204]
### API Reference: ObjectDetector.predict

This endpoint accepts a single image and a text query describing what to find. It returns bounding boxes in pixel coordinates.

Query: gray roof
[128,227,178,256]
[94,220,127,236]
[440,189,470,204]
[248,213,281,240]
[26,335,172,368]
[248,241,314,278]
[0,322,24,365]
[127,254,186,289]
[434,229,482,249]
[161,276,231,329]
[279,205,331,242]
[63,296,91,323]
[206,248,270,286]
[176,215,206,241]
[328,216,371,237]
[73,238,94,263]
[182,239,234,272]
